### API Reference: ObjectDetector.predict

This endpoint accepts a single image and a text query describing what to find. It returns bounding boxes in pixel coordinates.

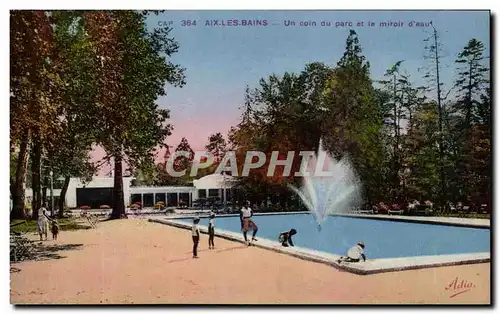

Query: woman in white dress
[37,204,52,241]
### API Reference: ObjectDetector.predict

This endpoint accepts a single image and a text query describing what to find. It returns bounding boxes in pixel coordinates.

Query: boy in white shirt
[338,242,366,263]
[191,217,200,258]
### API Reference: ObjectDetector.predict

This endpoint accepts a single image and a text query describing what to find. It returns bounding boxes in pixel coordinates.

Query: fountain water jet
[289,139,361,230]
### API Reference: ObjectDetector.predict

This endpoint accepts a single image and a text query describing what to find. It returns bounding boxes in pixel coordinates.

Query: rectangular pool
[183,214,490,259]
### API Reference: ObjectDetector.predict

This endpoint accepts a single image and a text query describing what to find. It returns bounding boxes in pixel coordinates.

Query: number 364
[181,20,197,26]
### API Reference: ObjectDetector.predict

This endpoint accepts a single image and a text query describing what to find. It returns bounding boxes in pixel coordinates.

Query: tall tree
[205,133,227,164]
[174,137,194,173]
[10,11,62,220]
[231,63,333,206]
[323,30,386,203]
[452,38,490,203]
[403,102,440,200]
[421,24,447,204]
[231,31,391,206]
[377,61,406,197]
[84,11,185,219]
[454,39,489,130]
[47,11,100,217]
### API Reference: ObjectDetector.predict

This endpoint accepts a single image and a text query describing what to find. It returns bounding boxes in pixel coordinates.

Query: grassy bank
[11,218,91,234]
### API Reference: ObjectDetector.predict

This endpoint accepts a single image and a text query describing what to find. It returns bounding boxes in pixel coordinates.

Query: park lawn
[11,218,91,234]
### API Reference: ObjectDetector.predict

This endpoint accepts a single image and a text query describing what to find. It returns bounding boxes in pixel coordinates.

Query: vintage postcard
[10,10,491,305]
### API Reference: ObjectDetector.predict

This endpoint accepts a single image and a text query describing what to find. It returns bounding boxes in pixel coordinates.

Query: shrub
[80,205,91,210]
[155,201,165,209]
[99,205,110,209]
[130,204,138,210]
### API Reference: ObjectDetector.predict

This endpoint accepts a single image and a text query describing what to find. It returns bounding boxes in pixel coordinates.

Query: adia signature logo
[445,277,476,298]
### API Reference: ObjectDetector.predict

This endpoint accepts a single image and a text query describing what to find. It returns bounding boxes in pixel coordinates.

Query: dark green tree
[421,24,447,204]
[173,137,194,173]
[10,11,63,220]
[454,39,489,129]
[205,132,227,164]
[83,11,185,219]
[323,30,387,203]
[42,11,100,217]
[452,38,490,203]
[403,102,440,200]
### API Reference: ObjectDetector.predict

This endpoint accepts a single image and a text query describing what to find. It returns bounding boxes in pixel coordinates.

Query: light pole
[223,172,227,212]
[49,170,54,217]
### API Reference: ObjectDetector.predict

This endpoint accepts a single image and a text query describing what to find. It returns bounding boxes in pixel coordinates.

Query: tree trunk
[31,133,42,220]
[42,175,48,207]
[461,63,474,199]
[465,62,473,129]
[432,26,446,206]
[392,74,401,199]
[110,155,127,219]
[58,176,70,218]
[10,129,31,220]
[10,176,15,201]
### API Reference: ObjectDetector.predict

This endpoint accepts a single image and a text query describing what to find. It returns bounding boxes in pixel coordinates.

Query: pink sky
[93,115,239,175]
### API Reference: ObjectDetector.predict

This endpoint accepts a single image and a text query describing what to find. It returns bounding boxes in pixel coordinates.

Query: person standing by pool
[192,217,201,258]
[240,201,258,245]
[338,242,366,263]
[208,213,216,249]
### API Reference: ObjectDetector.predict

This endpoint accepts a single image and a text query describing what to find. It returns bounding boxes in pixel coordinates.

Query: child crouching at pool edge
[279,228,297,247]
[338,242,366,263]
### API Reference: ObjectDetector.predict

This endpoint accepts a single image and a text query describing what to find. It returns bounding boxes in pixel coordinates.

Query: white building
[25,173,237,209]
[129,173,237,207]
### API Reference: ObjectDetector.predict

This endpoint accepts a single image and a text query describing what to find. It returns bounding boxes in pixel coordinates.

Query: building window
[76,187,113,209]
[143,193,154,207]
[131,194,142,205]
[155,193,166,204]
[208,189,219,197]
[198,189,207,199]
[167,193,178,207]
[179,193,190,207]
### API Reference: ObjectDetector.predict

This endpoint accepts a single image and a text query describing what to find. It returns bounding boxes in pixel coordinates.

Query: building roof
[193,173,237,189]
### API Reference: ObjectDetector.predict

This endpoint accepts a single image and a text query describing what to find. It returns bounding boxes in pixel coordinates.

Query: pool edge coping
[332,213,490,229]
[148,217,490,276]
[160,211,490,229]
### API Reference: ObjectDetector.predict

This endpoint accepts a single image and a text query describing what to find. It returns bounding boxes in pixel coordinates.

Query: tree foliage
[10,11,185,219]
[10,11,63,219]
[173,137,194,173]
[10,13,491,216]
[228,30,491,210]
[205,132,227,164]
[82,11,185,218]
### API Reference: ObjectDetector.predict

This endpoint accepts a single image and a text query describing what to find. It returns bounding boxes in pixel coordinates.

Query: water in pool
[184,214,490,259]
